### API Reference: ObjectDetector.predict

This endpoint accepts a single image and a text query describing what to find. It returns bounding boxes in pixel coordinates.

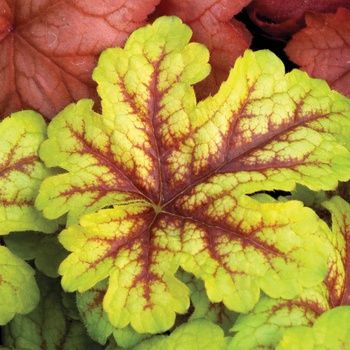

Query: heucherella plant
[1,15,350,349]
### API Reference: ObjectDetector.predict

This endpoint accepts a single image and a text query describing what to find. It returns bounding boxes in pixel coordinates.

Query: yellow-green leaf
[0,111,57,234]
[37,16,350,334]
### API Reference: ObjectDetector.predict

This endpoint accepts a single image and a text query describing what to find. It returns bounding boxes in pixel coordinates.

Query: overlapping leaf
[37,16,350,333]
[285,8,350,99]
[0,111,57,234]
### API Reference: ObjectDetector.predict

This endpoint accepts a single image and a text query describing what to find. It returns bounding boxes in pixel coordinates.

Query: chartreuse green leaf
[0,111,57,234]
[2,273,102,350]
[36,16,350,334]
[322,196,350,305]
[276,306,350,349]
[132,319,229,350]
[228,285,329,349]
[0,246,40,325]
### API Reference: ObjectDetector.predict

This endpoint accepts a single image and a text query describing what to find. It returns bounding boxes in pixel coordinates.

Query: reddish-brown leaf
[247,0,350,37]
[155,0,252,99]
[0,0,159,120]
[285,8,350,98]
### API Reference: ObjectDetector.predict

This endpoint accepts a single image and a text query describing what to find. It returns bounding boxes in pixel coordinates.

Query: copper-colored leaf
[247,0,350,37]
[285,8,350,98]
[155,0,252,99]
[0,0,158,120]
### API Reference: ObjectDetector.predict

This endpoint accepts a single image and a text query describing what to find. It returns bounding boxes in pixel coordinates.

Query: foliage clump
[1,13,350,350]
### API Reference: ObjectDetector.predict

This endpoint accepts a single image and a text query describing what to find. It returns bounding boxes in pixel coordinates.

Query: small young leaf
[276,306,350,349]
[0,111,57,234]
[37,16,350,334]
[0,246,39,325]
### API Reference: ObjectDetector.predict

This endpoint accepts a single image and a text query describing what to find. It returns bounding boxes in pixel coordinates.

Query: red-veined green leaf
[36,16,350,333]
[0,111,57,234]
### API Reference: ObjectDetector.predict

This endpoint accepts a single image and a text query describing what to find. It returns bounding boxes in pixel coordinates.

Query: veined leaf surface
[37,16,350,333]
[0,111,57,234]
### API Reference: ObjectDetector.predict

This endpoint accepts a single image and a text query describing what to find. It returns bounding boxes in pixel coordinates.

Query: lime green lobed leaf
[37,16,350,333]
[276,306,350,349]
[0,111,57,234]
[0,246,40,325]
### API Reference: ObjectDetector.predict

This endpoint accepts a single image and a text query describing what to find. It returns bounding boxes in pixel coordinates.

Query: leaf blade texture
[37,16,350,333]
[0,111,57,234]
